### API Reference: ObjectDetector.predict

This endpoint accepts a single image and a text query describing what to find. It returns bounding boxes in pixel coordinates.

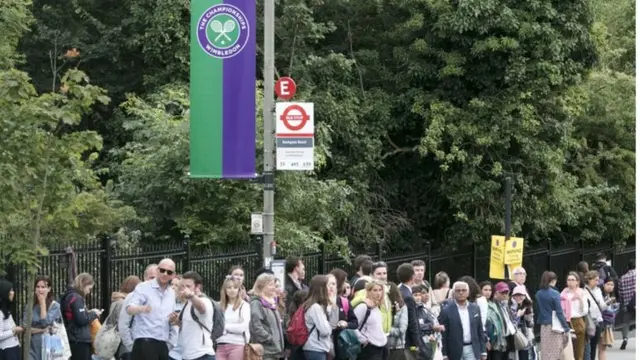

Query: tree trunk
[22,269,36,360]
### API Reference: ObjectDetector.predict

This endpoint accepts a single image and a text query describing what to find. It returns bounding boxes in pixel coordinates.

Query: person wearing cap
[486,282,516,360]
[510,285,534,360]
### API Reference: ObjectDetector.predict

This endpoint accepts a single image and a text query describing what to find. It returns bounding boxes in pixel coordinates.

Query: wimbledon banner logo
[197,4,250,59]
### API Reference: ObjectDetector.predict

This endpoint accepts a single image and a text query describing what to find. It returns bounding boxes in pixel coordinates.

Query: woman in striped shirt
[0,280,21,360]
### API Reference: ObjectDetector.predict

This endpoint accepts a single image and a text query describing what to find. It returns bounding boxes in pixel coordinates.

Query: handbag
[52,304,72,360]
[583,314,596,338]
[513,328,529,350]
[238,303,264,360]
[94,322,120,358]
[42,331,66,360]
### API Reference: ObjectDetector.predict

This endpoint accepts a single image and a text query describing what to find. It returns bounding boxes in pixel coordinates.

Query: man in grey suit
[438,281,487,360]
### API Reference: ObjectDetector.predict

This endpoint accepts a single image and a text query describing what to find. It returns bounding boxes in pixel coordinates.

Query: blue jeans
[304,350,327,360]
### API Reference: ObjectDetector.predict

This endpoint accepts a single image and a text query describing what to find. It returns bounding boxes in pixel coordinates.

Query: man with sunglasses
[126,258,178,360]
[119,263,159,360]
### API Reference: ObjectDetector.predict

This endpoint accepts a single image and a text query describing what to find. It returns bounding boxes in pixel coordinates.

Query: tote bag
[561,336,575,360]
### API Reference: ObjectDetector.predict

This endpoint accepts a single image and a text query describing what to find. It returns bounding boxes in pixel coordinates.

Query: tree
[111,83,354,254]
[15,0,634,255]
[0,5,136,355]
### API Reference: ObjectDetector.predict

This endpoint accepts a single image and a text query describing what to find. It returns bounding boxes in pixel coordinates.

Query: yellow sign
[489,236,505,279]
[489,235,525,280]
[504,237,524,266]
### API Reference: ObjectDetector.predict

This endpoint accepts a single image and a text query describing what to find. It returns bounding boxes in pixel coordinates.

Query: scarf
[487,302,508,351]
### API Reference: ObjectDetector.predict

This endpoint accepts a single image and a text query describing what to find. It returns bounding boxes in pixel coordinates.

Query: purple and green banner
[189,0,256,178]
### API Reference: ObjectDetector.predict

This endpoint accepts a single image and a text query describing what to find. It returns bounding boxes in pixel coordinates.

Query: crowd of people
[0,252,633,360]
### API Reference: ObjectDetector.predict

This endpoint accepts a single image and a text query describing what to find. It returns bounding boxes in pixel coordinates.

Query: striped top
[0,311,19,350]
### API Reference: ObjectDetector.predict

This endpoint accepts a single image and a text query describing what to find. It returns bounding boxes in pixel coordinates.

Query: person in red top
[618,259,635,350]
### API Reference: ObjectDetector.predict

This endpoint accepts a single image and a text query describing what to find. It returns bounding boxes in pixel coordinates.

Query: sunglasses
[158,268,175,276]
[499,290,510,294]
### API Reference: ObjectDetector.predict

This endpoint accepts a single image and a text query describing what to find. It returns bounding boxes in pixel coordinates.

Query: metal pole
[262,0,275,268]
[504,177,512,279]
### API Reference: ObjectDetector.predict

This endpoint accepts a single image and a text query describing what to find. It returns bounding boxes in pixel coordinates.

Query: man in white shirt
[176,271,215,360]
[439,281,486,360]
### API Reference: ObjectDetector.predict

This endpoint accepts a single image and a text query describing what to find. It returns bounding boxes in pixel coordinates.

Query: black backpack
[180,296,225,348]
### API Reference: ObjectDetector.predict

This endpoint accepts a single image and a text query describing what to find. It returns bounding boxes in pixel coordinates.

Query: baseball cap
[512,285,527,296]
[495,282,510,293]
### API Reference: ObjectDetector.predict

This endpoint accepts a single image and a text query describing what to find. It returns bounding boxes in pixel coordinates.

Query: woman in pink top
[562,271,590,360]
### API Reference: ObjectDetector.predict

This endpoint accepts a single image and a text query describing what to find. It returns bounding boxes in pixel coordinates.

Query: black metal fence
[3,237,635,326]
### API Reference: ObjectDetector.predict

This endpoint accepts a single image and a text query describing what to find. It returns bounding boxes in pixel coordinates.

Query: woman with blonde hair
[249,273,284,360]
[217,276,251,360]
[354,280,387,360]
[61,273,103,360]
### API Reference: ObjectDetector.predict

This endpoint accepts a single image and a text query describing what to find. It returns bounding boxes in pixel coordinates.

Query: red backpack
[286,307,315,346]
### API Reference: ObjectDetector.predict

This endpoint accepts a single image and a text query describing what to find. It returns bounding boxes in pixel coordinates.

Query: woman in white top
[562,271,590,360]
[354,281,387,360]
[0,280,21,360]
[584,270,608,360]
[217,276,251,360]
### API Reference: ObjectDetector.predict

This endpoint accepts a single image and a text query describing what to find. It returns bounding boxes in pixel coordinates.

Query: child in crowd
[412,285,444,360]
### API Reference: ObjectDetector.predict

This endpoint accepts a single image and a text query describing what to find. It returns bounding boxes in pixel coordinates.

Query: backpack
[180,296,225,347]
[61,294,78,325]
[337,307,371,360]
[286,306,316,346]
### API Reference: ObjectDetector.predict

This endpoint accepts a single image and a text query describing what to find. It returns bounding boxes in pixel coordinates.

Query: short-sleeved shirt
[179,298,215,360]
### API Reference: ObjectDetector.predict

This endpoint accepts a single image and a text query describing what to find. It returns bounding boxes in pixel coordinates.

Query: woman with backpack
[328,269,358,360]
[354,280,387,360]
[217,276,251,360]
[386,283,408,360]
[61,273,103,360]
[249,273,284,360]
[297,275,334,360]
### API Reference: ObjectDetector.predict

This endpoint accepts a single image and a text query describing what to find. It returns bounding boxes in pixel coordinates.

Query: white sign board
[275,102,314,171]
[250,213,263,234]
[270,259,286,291]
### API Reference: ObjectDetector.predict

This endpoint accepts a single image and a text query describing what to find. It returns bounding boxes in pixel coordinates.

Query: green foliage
[111,84,354,253]
[0,0,33,68]
[11,0,635,256]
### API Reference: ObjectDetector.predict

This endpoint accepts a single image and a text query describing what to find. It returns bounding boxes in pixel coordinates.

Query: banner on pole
[189,0,256,178]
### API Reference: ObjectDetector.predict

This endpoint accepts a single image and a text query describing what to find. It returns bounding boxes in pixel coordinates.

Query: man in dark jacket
[592,252,619,285]
[397,263,430,360]
[438,281,487,360]
[284,256,307,308]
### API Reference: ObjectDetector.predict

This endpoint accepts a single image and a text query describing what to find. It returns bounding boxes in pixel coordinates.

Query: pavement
[607,330,636,360]
[533,330,636,359]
